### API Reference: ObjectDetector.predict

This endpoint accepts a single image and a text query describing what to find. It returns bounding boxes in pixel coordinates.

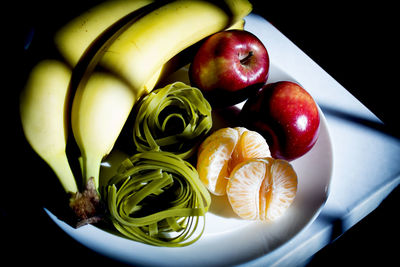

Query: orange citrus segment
[225,159,267,220]
[196,127,270,196]
[264,159,297,221]
[231,127,271,167]
[197,128,239,195]
[227,157,297,222]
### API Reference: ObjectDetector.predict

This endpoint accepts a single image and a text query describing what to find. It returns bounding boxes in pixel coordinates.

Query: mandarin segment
[231,128,271,167]
[263,159,297,221]
[226,159,267,220]
[196,127,270,196]
[227,157,297,222]
[197,127,239,195]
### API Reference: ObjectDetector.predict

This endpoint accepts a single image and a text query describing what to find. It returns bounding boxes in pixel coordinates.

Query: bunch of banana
[20,0,252,225]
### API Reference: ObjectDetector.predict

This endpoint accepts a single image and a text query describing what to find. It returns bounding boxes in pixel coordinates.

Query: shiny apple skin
[189,30,269,107]
[240,81,320,161]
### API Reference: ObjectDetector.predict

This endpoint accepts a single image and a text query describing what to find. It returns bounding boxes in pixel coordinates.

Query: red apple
[189,30,269,107]
[240,81,320,161]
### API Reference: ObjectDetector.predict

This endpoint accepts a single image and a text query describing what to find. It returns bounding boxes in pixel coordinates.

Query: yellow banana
[99,0,252,94]
[54,0,154,67]
[19,60,78,194]
[71,71,135,189]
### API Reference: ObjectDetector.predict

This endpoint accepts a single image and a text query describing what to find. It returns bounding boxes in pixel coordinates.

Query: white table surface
[243,14,400,266]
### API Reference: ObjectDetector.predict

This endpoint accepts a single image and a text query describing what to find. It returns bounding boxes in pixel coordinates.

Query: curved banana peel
[99,0,252,93]
[20,60,78,194]
[71,71,136,189]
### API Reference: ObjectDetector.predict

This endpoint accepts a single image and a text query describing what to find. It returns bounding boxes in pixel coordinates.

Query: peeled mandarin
[227,157,297,221]
[197,127,270,195]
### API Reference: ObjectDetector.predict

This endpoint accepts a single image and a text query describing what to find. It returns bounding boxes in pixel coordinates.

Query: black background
[3,1,399,266]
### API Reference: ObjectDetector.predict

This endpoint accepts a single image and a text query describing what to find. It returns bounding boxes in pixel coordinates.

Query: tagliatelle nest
[132,82,212,159]
[105,151,211,247]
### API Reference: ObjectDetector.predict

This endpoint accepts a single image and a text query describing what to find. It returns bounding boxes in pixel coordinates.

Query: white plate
[46,14,333,267]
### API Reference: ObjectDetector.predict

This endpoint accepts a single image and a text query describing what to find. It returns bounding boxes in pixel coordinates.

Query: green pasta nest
[133,82,212,159]
[105,151,211,246]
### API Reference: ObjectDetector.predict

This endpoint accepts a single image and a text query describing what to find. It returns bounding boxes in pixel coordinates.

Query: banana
[99,0,252,94]
[20,60,78,194]
[69,0,251,191]
[71,71,135,189]
[54,0,154,67]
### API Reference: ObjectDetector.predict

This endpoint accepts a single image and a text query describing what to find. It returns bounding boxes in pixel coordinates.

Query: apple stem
[240,51,253,65]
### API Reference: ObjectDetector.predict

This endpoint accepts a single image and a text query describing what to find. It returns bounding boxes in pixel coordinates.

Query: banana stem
[68,155,104,227]
[69,177,104,227]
